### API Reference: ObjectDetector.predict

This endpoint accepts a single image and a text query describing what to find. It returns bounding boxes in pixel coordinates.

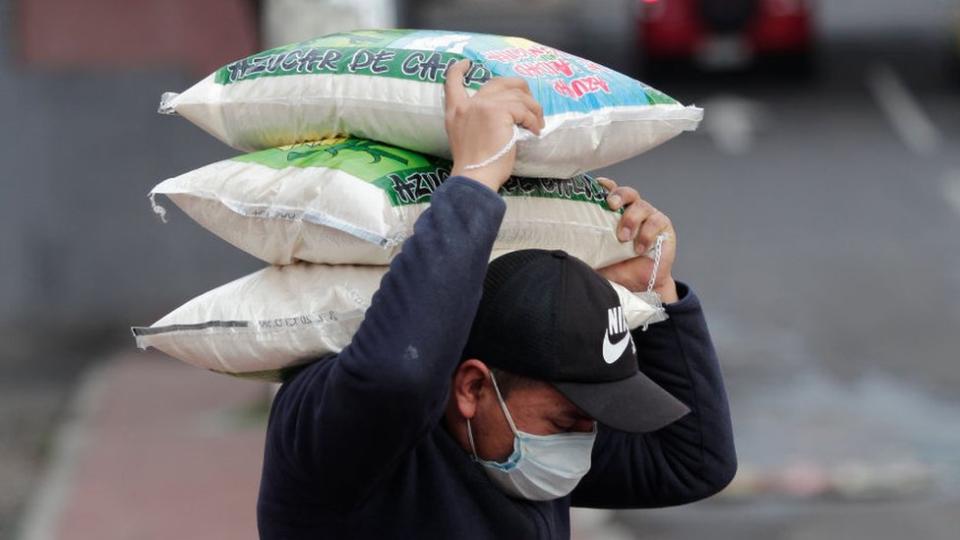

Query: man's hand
[596,177,679,303]
[444,59,544,191]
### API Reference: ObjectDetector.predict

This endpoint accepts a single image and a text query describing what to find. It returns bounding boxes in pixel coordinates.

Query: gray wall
[0,65,263,332]
[0,0,641,336]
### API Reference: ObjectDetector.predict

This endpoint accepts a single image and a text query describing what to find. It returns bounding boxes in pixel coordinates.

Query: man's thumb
[443,59,471,111]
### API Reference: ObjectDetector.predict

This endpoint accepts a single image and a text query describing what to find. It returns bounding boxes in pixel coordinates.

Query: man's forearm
[630,282,736,500]
[270,175,506,507]
[335,176,506,394]
[654,276,679,304]
[571,283,736,508]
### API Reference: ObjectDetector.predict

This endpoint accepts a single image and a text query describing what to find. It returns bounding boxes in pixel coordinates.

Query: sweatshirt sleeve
[570,282,737,508]
[265,176,506,509]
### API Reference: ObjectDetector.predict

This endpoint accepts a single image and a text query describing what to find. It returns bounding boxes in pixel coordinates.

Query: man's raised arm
[268,175,505,507]
[261,60,545,510]
[575,178,737,508]
[571,283,737,508]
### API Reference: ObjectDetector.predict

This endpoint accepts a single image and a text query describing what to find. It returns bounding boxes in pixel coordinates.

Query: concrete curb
[16,361,112,540]
[14,353,267,540]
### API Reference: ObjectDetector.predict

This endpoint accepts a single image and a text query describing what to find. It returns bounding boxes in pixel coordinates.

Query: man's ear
[451,359,491,420]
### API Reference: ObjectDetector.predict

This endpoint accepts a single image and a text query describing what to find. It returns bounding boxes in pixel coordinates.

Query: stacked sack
[132,29,702,382]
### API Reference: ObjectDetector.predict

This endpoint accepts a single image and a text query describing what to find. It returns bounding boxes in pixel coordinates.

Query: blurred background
[2,0,959,538]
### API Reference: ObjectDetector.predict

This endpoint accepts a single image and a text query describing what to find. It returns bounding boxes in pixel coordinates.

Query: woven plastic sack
[159,29,702,178]
[150,136,641,268]
[131,263,666,381]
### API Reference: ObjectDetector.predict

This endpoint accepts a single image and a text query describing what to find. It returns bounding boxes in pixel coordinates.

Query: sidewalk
[16,351,627,539]
[18,352,269,540]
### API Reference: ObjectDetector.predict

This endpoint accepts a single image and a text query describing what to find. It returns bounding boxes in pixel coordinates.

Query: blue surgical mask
[466,372,597,501]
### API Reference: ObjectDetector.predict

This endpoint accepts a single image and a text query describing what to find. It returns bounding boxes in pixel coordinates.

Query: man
[257,60,736,539]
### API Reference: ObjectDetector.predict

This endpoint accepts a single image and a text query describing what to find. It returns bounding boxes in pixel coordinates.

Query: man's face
[471,376,595,462]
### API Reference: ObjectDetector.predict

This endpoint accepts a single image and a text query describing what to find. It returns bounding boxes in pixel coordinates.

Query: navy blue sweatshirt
[257,176,737,539]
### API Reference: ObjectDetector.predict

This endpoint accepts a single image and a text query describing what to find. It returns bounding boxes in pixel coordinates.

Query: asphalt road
[592,33,960,539]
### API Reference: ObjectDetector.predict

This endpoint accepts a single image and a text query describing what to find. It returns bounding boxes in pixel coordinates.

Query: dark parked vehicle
[953,5,960,79]
[637,0,815,73]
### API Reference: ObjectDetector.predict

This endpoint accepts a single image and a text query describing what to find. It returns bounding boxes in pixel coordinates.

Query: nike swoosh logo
[602,332,630,364]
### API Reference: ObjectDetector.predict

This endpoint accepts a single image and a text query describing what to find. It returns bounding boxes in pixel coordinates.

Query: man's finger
[490,91,545,131]
[444,59,471,112]
[617,199,655,242]
[504,102,542,135]
[608,186,641,208]
[512,90,544,129]
[596,178,621,208]
[636,211,671,254]
[596,177,618,191]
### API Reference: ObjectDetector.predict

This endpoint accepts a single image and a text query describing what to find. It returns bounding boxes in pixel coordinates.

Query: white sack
[160,29,701,178]
[150,138,642,269]
[132,263,666,381]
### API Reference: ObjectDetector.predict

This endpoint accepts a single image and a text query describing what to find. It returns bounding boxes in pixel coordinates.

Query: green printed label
[234,137,443,182]
[212,29,684,115]
[643,86,679,105]
[498,175,612,207]
[215,35,492,89]
[232,138,614,210]
[371,167,612,209]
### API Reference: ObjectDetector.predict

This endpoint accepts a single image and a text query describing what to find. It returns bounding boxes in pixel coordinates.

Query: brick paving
[20,352,268,540]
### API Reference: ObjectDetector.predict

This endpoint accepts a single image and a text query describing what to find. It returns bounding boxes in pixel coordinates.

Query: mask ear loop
[465,371,521,461]
[488,371,520,436]
[466,418,480,460]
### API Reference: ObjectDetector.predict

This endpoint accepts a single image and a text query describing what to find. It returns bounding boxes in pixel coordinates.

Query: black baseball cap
[462,249,690,433]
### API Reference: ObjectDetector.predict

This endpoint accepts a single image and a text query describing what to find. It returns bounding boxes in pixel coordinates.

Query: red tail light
[639,0,667,20]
